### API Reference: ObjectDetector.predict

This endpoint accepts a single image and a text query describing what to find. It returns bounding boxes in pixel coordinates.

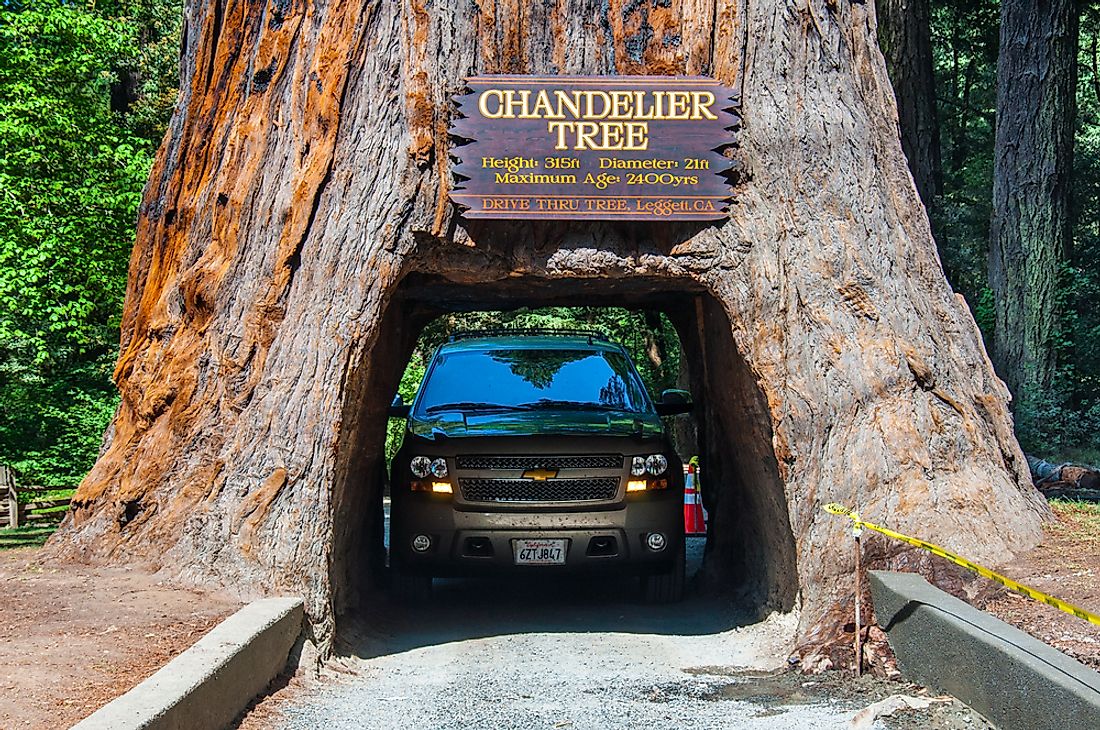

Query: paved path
[245,509,986,729]
[263,536,913,729]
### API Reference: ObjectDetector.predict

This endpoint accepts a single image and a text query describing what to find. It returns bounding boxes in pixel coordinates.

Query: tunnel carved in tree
[49,0,1049,661]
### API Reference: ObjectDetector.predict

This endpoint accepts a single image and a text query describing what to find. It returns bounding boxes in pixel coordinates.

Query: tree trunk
[876,0,943,209]
[989,0,1078,398]
[49,0,1048,660]
[670,335,699,461]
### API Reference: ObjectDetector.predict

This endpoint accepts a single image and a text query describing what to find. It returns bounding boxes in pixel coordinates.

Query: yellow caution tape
[823,503,1100,628]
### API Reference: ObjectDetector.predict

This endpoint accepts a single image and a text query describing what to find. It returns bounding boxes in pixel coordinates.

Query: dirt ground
[975,499,1100,669]
[0,547,240,729]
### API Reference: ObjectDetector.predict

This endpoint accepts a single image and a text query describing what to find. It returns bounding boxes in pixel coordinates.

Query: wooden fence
[1,465,73,529]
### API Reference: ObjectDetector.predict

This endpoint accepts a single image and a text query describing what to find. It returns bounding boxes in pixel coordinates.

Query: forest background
[1,0,1096,484]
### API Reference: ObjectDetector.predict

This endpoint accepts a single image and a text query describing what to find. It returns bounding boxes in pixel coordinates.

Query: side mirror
[655,389,694,416]
[388,394,411,418]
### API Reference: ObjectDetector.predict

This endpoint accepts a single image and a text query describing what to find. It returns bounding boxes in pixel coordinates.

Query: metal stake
[853,513,863,677]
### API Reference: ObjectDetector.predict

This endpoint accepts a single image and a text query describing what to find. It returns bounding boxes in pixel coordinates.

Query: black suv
[388,330,692,602]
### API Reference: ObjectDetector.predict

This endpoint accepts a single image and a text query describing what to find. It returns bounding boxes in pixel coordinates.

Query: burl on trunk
[50,0,1048,660]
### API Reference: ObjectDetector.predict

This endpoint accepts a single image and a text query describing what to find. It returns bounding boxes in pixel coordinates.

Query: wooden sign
[450,76,739,221]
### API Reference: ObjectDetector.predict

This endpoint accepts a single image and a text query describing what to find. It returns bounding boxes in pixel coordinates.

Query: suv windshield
[415,347,652,415]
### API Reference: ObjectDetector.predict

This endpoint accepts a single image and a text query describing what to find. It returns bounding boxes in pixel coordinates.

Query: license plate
[513,538,568,565]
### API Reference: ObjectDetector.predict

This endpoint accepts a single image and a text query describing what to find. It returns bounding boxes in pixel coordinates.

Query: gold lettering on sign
[478,89,504,118]
[475,87,719,149]
[547,121,649,151]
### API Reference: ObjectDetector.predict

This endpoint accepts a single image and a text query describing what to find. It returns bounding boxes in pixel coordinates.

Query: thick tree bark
[876,0,942,209]
[989,0,1078,397]
[50,0,1048,660]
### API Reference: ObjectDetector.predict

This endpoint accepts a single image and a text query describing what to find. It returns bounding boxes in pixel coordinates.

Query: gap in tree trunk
[326,243,798,630]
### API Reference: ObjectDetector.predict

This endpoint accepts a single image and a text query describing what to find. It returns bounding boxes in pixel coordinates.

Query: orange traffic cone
[683,464,706,535]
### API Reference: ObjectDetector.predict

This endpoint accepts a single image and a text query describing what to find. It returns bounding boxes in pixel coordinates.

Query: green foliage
[106,0,185,139]
[0,2,141,363]
[413,308,683,394]
[385,355,427,466]
[0,0,178,484]
[1048,497,1100,543]
[1013,384,1100,459]
[16,488,75,504]
[1,357,119,485]
[1065,8,1100,425]
[930,0,999,312]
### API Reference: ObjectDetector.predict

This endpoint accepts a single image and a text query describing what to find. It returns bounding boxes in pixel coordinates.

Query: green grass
[1049,498,1100,543]
[0,524,56,549]
[0,488,72,551]
[28,503,70,515]
[17,488,75,503]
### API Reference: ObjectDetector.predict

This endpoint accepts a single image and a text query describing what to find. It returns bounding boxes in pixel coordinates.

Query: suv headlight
[410,456,448,479]
[410,456,431,478]
[630,456,647,476]
[645,454,668,476]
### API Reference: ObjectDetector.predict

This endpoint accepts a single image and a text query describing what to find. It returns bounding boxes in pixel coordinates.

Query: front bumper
[390,494,683,577]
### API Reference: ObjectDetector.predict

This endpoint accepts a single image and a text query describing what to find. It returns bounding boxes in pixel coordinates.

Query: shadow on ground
[338,537,761,658]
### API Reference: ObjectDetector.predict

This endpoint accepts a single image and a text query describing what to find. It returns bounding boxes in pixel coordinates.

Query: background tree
[988,0,1079,414]
[877,0,943,210]
[918,0,1100,460]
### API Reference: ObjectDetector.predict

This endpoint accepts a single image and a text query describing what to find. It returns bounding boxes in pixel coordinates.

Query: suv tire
[641,542,685,603]
[391,567,433,603]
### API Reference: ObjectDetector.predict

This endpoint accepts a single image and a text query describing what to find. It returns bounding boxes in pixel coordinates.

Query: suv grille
[455,455,624,471]
[459,477,620,503]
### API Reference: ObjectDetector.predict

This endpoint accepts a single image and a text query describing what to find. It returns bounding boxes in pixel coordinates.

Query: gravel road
[248,537,987,730]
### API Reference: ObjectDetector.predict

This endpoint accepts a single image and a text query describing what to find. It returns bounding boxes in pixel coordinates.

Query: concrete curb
[869,570,1100,730]
[72,597,304,730]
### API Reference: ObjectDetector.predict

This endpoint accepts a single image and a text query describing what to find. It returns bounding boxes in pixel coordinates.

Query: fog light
[412,534,432,552]
[431,481,453,494]
[646,532,667,551]
[627,479,647,492]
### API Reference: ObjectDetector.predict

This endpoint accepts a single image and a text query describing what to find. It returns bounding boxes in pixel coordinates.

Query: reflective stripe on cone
[684,465,706,535]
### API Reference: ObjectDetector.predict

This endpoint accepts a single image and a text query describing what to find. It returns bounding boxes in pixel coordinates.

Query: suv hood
[408,410,664,439]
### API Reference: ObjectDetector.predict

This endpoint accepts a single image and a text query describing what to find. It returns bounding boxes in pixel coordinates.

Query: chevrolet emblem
[523,468,559,481]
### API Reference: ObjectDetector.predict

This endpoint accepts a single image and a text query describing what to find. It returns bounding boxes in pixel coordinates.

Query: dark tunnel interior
[328,270,798,624]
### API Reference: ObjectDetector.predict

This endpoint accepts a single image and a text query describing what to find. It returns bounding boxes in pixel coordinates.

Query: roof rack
[447,327,613,345]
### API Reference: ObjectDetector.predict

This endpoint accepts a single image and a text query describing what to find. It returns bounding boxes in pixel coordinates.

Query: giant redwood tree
[51,0,1049,659]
